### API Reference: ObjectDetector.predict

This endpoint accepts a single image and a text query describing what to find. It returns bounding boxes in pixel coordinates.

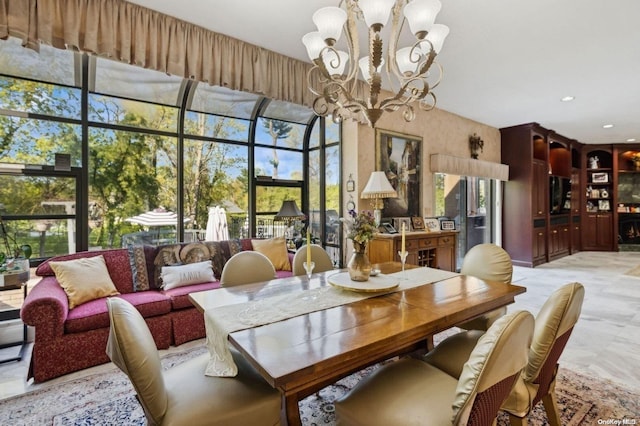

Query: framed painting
[376,129,422,218]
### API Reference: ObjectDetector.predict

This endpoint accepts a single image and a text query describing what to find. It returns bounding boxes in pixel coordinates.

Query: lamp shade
[361,171,397,199]
[274,200,305,220]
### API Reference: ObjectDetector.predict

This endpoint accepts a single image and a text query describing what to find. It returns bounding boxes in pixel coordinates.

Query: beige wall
[343,105,500,218]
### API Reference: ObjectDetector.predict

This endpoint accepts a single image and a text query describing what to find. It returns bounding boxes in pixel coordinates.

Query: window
[0,37,341,259]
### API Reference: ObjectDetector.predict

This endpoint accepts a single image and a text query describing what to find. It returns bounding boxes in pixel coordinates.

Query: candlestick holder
[303,261,315,279]
[397,250,408,280]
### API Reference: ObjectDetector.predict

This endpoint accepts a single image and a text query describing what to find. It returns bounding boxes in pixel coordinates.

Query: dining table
[188,261,526,426]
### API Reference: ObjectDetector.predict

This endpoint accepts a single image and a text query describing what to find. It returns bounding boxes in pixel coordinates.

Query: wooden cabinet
[548,218,570,260]
[368,231,457,272]
[582,213,613,250]
[501,123,583,266]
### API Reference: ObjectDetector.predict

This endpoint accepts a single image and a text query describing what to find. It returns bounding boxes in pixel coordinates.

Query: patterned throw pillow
[127,245,156,291]
[152,244,182,288]
[202,239,243,279]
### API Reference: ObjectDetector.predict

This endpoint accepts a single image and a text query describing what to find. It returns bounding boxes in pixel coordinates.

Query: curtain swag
[0,0,327,110]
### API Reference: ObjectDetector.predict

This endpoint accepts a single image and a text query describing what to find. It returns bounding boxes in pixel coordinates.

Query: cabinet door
[533,227,547,263]
[532,160,547,218]
[582,214,598,249]
[596,213,613,248]
[571,220,580,253]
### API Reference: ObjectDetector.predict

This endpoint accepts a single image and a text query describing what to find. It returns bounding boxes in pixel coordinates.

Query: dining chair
[458,243,514,331]
[219,251,276,287]
[425,282,585,426]
[335,310,535,426]
[105,297,281,426]
[292,244,334,276]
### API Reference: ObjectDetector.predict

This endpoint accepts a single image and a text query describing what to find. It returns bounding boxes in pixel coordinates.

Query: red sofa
[21,239,293,382]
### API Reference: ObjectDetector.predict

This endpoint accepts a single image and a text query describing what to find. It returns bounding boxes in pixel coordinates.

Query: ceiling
[127,0,640,144]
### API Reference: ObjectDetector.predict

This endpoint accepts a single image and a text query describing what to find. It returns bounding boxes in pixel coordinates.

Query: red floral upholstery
[22,240,294,382]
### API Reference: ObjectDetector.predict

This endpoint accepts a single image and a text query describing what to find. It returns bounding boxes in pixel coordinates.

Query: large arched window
[0,38,341,264]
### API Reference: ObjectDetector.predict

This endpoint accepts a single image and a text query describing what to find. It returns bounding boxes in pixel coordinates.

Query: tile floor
[0,250,639,401]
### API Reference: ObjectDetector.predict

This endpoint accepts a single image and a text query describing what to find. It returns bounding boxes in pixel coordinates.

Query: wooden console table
[368,230,458,271]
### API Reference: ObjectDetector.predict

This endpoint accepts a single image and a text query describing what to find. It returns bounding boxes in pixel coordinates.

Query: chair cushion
[161,261,215,290]
[335,358,458,426]
[162,350,281,426]
[49,255,120,309]
[251,236,291,271]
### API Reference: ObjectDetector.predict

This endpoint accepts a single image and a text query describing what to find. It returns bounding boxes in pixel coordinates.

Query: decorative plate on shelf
[328,272,399,293]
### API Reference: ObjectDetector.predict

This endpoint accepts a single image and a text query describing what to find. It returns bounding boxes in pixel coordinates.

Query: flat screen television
[549,176,571,215]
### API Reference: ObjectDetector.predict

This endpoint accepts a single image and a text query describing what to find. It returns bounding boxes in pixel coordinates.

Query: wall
[343,103,501,218]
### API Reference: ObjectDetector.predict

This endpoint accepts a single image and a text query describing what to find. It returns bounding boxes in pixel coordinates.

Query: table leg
[281,393,302,426]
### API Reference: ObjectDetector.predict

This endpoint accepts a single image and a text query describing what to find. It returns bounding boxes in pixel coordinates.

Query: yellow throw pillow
[50,255,120,309]
[251,236,291,271]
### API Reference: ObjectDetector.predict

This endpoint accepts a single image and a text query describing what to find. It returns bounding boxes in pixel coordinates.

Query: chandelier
[302,0,449,128]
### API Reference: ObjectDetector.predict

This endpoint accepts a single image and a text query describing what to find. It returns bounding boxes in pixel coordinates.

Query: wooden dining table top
[188,262,526,425]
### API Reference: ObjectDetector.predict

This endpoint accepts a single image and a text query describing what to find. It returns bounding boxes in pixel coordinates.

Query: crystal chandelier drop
[302,0,449,127]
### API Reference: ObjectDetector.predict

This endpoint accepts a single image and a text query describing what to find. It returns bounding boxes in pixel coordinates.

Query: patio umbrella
[125,207,190,227]
[205,206,229,241]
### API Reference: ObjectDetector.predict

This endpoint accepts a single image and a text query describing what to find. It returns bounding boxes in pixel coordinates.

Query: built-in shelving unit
[582,147,614,251]
[615,147,640,250]
[500,123,581,267]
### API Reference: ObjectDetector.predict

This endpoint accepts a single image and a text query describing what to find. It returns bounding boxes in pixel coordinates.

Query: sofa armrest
[21,277,69,341]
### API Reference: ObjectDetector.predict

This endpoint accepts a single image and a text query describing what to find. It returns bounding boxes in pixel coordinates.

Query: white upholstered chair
[219,251,276,287]
[458,243,514,331]
[105,297,281,426]
[335,310,535,426]
[292,244,334,276]
[426,282,585,426]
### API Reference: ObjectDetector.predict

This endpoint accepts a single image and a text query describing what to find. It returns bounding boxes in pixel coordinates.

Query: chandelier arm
[418,91,437,111]
[385,0,408,85]
[343,0,361,94]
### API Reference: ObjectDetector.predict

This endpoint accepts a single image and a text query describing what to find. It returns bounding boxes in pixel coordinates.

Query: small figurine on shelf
[588,156,600,169]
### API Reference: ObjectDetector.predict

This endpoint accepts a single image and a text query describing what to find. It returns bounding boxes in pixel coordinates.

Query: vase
[347,241,371,281]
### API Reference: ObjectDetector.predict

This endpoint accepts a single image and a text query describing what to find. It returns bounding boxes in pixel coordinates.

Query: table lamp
[274,200,305,247]
[361,171,397,226]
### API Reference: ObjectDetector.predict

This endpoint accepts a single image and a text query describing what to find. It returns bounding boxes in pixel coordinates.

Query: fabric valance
[0,0,325,110]
[430,154,509,181]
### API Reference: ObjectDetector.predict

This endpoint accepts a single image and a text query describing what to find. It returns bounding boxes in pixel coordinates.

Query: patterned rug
[1,344,638,425]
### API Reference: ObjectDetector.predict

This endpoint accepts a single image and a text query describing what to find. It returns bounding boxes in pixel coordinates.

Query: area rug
[1,344,638,425]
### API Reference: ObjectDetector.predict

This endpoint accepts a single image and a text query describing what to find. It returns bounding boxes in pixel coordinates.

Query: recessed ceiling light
[603,124,614,129]
[561,96,575,102]
[627,138,637,142]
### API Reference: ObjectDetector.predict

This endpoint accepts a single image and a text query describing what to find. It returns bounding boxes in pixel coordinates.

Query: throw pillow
[49,255,120,309]
[251,236,291,271]
[127,245,156,291]
[161,260,215,290]
[203,240,243,278]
